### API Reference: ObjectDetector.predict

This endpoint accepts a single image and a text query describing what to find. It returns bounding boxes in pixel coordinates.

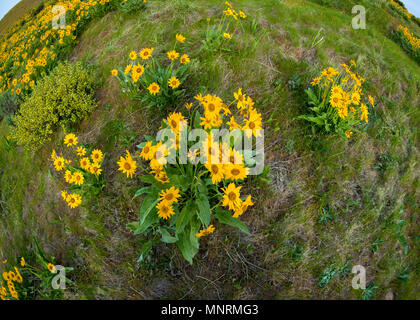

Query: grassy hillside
[0,0,419,300]
[0,0,44,36]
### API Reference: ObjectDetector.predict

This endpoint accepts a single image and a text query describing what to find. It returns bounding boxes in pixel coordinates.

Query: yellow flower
[139,47,154,60]
[205,163,224,184]
[129,51,137,60]
[47,263,56,273]
[185,102,193,110]
[61,190,68,201]
[176,33,186,43]
[195,225,215,238]
[111,69,118,76]
[168,76,181,89]
[91,149,103,163]
[158,186,181,204]
[166,112,187,135]
[117,150,137,178]
[360,103,368,123]
[180,54,190,64]
[51,149,57,160]
[223,33,231,39]
[224,163,248,181]
[66,193,82,209]
[76,146,86,157]
[20,257,25,267]
[227,116,241,131]
[65,170,74,183]
[329,93,341,108]
[345,130,353,139]
[234,88,247,110]
[89,163,102,176]
[139,141,154,160]
[64,133,78,147]
[72,171,84,186]
[148,82,160,95]
[80,157,91,170]
[124,64,132,75]
[222,183,242,211]
[311,76,321,86]
[351,91,361,106]
[54,157,66,171]
[368,95,375,108]
[243,111,263,138]
[167,50,180,60]
[239,10,247,19]
[156,201,175,220]
[233,195,254,218]
[132,63,145,83]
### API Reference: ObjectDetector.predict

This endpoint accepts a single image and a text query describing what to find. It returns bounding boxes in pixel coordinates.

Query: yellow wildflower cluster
[309,61,376,138]
[0,0,113,96]
[397,25,420,51]
[388,0,413,19]
[51,133,104,209]
[1,258,25,300]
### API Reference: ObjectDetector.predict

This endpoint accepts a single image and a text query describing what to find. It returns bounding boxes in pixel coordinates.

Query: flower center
[165,193,174,201]
[211,165,219,174]
[124,163,131,170]
[228,192,237,201]
[231,168,240,176]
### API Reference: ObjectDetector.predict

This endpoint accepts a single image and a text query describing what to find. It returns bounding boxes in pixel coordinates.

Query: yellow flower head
[129,51,137,60]
[111,69,118,76]
[139,47,154,60]
[158,186,181,204]
[222,183,242,211]
[65,170,74,183]
[117,150,137,178]
[223,33,231,39]
[167,50,180,61]
[168,76,181,89]
[54,157,66,172]
[148,82,160,95]
[156,201,175,220]
[66,193,82,209]
[176,33,186,43]
[80,157,91,170]
[72,171,84,186]
[180,54,190,64]
[76,146,86,157]
[91,149,103,163]
[47,263,56,273]
[196,225,215,238]
[20,257,25,267]
[64,133,78,147]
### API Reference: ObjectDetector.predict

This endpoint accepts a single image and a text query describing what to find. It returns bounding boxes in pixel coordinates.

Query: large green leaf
[176,228,199,265]
[195,194,211,227]
[128,209,159,235]
[139,192,159,224]
[214,208,250,235]
[158,227,178,243]
[176,200,196,236]
[132,186,153,200]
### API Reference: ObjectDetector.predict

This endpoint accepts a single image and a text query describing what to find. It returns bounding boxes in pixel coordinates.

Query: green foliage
[391,27,420,64]
[118,0,146,14]
[10,62,97,150]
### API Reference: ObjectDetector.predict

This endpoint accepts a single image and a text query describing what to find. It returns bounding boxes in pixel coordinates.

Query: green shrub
[118,0,146,14]
[10,62,97,150]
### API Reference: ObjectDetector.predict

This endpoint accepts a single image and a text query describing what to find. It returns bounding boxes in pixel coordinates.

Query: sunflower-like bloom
[47,263,56,273]
[111,69,118,76]
[166,112,187,135]
[180,54,190,64]
[176,33,186,43]
[148,82,160,95]
[64,170,74,183]
[129,50,137,60]
[139,141,155,160]
[156,201,175,220]
[66,193,82,209]
[91,149,103,163]
[224,163,248,181]
[205,163,224,184]
[72,171,84,186]
[168,76,181,89]
[64,133,78,147]
[89,163,102,176]
[233,195,254,218]
[76,146,86,157]
[117,150,137,178]
[158,186,181,204]
[222,183,242,211]
[80,157,91,170]
[139,47,154,60]
[167,50,179,61]
[54,157,66,171]
[195,225,215,238]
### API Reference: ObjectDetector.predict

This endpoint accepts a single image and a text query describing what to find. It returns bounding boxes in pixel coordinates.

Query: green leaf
[195,194,211,227]
[137,237,159,263]
[128,209,159,235]
[139,193,159,224]
[132,186,153,200]
[158,227,178,243]
[176,200,196,236]
[214,208,250,235]
[176,229,198,264]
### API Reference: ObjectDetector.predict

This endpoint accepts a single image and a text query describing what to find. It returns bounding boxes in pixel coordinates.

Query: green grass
[0,0,419,299]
